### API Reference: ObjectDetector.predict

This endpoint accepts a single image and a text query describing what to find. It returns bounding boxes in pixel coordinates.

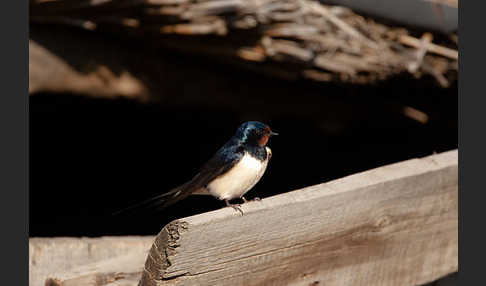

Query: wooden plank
[140,150,458,286]
[44,251,146,286]
[29,236,155,286]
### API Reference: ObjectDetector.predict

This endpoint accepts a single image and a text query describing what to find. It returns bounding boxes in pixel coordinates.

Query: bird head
[235,121,278,147]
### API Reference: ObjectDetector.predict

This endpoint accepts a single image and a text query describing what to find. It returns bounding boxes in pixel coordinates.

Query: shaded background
[30,62,457,237]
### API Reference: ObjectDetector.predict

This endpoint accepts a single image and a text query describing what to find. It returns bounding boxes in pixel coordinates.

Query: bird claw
[231,205,244,215]
[225,200,244,215]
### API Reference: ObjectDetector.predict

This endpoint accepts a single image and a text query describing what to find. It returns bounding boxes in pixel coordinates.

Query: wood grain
[140,150,458,286]
[44,252,146,286]
[29,236,155,286]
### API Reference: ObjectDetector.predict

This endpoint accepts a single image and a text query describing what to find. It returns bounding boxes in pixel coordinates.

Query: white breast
[207,148,270,200]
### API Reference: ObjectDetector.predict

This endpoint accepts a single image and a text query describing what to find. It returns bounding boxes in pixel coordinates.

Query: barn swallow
[115,121,277,215]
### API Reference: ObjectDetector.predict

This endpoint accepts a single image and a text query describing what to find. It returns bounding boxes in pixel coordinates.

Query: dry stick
[399,34,458,60]
[402,106,429,124]
[408,33,433,73]
[450,34,458,45]
[303,1,378,49]
[421,62,450,88]
[390,40,449,88]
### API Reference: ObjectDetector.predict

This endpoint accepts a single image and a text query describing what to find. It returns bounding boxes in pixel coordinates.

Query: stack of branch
[30,0,458,87]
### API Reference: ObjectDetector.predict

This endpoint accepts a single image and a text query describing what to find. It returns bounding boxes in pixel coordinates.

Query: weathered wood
[29,236,155,286]
[45,252,146,286]
[141,150,458,286]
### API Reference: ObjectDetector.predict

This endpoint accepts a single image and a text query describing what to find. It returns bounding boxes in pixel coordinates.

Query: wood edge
[140,221,190,285]
[183,149,458,225]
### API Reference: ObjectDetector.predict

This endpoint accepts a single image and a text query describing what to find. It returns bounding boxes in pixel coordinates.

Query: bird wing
[113,142,243,215]
[190,143,244,190]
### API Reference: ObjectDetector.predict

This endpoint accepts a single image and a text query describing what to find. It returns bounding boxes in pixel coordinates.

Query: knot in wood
[373,215,392,231]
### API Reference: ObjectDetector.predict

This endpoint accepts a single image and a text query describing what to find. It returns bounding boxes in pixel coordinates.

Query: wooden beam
[44,252,146,286]
[29,236,155,286]
[141,150,458,286]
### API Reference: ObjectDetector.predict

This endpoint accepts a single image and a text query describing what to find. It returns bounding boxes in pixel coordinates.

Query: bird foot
[225,200,243,215]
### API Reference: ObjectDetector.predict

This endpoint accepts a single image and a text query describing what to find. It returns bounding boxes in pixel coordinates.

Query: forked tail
[111,181,196,216]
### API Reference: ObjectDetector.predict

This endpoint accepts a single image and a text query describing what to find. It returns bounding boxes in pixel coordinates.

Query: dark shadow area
[30,73,457,236]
